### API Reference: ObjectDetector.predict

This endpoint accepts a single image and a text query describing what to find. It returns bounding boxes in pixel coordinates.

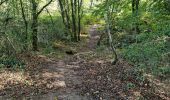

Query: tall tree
[70,0,77,41]
[19,0,28,50]
[58,0,83,41]
[31,0,53,51]
[132,0,140,33]
[132,0,140,14]
[105,0,118,64]
[77,0,83,41]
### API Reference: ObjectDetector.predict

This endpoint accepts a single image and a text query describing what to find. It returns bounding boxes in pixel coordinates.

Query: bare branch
[37,0,53,16]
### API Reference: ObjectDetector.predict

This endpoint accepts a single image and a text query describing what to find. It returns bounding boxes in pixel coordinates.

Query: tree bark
[58,0,67,27]
[31,0,38,51]
[65,0,71,31]
[132,0,140,34]
[71,0,77,41]
[58,0,83,41]
[105,0,118,64]
[77,0,83,41]
[132,0,140,14]
[31,0,53,51]
[20,0,28,50]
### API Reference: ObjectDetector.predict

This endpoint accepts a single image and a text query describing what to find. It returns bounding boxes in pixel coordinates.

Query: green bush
[39,14,67,43]
[0,55,25,69]
[82,14,101,25]
[122,33,169,77]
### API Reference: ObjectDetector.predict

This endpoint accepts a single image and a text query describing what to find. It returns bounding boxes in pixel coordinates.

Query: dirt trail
[25,24,101,100]
[1,25,169,100]
[25,59,91,100]
[26,24,169,100]
[87,24,101,50]
[0,25,101,100]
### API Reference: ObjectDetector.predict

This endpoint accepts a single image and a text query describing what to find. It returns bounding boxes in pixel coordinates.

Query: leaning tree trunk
[105,0,118,65]
[65,0,71,30]
[105,14,118,64]
[58,0,67,27]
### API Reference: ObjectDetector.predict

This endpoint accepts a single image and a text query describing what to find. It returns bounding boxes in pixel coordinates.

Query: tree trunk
[31,0,38,51]
[71,0,77,41]
[65,0,71,31]
[58,0,67,27]
[132,0,140,34]
[132,0,140,14]
[31,0,53,51]
[105,0,118,64]
[20,0,28,50]
[132,0,135,14]
[77,0,82,41]
[32,17,38,51]
[105,14,118,64]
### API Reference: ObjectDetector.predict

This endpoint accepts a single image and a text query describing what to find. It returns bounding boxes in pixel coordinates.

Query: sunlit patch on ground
[0,70,32,90]
[80,34,88,38]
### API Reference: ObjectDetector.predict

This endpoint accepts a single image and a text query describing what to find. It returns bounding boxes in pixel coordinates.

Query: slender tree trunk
[74,0,77,41]
[58,0,72,36]
[65,6,71,30]
[31,0,38,51]
[58,0,67,27]
[45,8,54,25]
[132,0,140,14]
[71,0,77,41]
[132,0,135,14]
[105,0,118,64]
[58,0,83,41]
[77,0,82,41]
[132,0,140,34]
[105,14,118,64]
[20,0,28,50]
[65,0,71,32]
[31,0,53,51]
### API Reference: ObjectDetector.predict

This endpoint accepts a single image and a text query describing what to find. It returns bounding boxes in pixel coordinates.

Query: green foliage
[39,13,67,43]
[126,82,136,90]
[0,55,25,69]
[82,14,101,25]
[148,0,170,14]
[122,32,169,77]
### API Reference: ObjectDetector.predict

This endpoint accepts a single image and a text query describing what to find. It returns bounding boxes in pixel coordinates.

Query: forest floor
[0,25,170,100]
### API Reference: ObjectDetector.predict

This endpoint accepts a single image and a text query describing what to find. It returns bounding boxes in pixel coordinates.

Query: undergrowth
[0,55,25,69]
[119,14,170,78]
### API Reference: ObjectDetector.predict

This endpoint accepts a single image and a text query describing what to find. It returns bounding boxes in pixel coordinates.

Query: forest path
[1,25,169,100]
[0,25,101,100]
[26,24,102,100]
[15,25,169,100]
[87,24,101,50]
